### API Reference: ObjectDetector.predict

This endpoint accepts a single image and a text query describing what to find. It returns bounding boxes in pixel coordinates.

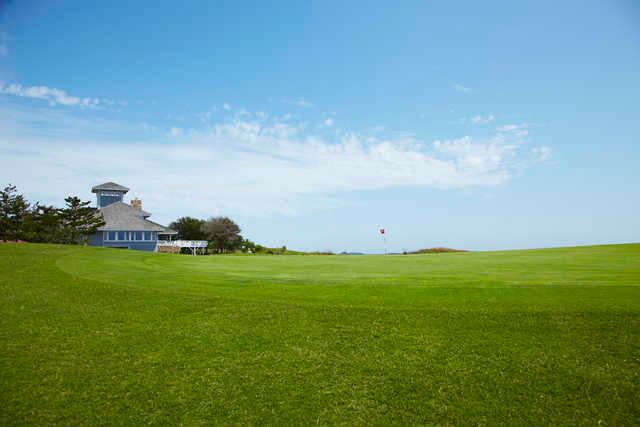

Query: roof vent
[131,198,142,210]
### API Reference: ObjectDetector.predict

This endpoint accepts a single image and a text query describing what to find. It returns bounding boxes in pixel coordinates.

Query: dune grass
[1,243,639,424]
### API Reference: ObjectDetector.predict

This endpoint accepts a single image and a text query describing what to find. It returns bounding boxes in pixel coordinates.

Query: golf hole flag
[379,227,387,254]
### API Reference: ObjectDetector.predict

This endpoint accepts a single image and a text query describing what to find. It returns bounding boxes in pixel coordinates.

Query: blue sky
[0,0,639,252]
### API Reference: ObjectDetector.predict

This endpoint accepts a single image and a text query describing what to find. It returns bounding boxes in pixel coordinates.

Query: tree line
[169,216,278,254]
[0,184,105,243]
[170,216,252,253]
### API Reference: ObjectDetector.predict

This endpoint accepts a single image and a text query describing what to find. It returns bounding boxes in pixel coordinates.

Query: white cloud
[531,146,552,163]
[0,83,100,108]
[141,122,156,132]
[497,124,519,132]
[296,98,313,107]
[497,123,529,138]
[324,118,334,127]
[222,102,231,110]
[0,106,545,219]
[284,97,314,108]
[453,83,471,93]
[470,114,494,124]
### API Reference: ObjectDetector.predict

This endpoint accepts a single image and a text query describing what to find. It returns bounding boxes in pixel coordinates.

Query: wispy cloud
[284,97,314,108]
[531,146,553,163]
[453,83,471,93]
[497,123,529,137]
[497,124,519,132]
[324,118,334,127]
[0,105,550,219]
[0,83,101,108]
[470,114,494,124]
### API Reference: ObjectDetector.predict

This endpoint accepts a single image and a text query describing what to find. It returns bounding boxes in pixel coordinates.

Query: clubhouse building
[87,182,178,251]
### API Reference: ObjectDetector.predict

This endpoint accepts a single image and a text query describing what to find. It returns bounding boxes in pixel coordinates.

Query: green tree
[241,238,257,253]
[59,196,105,244]
[24,204,64,243]
[202,216,242,253]
[169,216,207,240]
[0,184,31,241]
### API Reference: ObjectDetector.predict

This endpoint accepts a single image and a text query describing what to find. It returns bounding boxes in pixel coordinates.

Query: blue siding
[101,241,157,251]
[87,232,103,246]
[88,231,158,252]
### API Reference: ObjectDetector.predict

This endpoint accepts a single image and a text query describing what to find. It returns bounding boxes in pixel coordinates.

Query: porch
[156,240,208,255]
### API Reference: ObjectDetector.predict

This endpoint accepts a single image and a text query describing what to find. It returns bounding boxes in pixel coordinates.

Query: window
[107,231,116,241]
[117,231,127,241]
[134,231,142,241]
[99,194,123,207]
[144,232,152,241]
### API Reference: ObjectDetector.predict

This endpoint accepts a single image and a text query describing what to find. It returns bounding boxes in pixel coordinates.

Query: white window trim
[104,231,156,242]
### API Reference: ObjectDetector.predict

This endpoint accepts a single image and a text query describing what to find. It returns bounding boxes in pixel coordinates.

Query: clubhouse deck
[156,240,208,255]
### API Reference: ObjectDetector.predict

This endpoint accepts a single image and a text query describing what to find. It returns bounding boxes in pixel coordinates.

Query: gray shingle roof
[91,182,130,193]
[96,202,170,232]
[154,223,178,235]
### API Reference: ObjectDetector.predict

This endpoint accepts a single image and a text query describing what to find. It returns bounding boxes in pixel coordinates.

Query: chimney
[131,198,142,210]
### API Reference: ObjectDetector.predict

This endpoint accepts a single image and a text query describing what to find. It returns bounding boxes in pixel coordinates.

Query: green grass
[1,243,639,425]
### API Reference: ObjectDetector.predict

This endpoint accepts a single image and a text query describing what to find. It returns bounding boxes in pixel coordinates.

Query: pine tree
[24,204,64,243]
[59,196,105,244]
[0,184,30,241]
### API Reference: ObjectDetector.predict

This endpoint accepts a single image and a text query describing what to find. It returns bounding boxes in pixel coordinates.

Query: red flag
[379,228,385,235]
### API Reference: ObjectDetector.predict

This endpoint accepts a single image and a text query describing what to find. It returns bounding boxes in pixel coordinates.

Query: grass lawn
[1,243,639,424]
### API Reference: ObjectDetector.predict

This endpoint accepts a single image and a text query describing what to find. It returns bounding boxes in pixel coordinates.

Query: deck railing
[157,240,208,248]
